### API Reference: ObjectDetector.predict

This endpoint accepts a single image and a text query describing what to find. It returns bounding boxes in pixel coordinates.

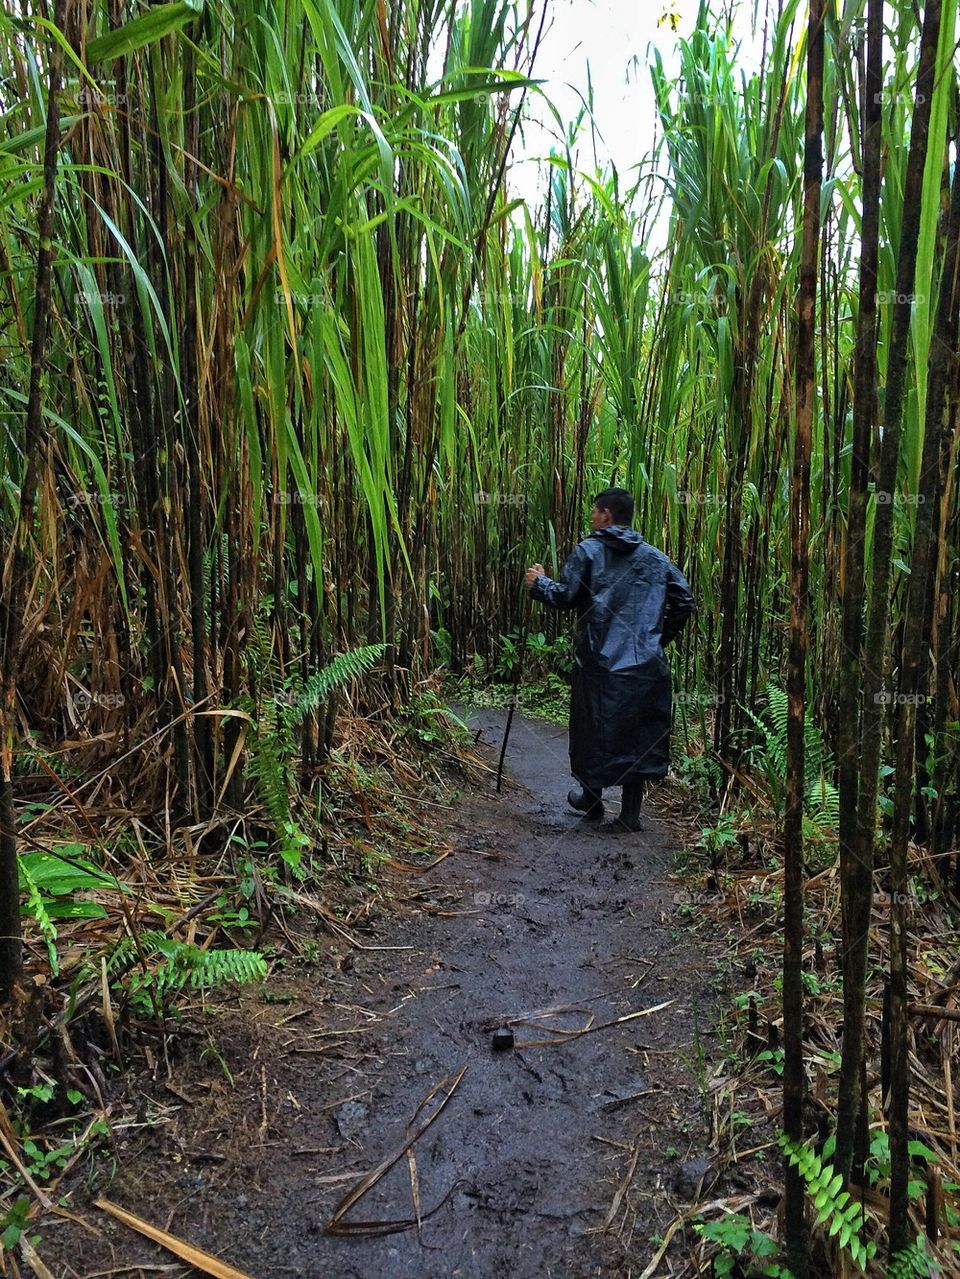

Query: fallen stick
[910,1003,960,1023]
[603,1132,643,1230]
[384,848,453,872]
[509,1000,675,1048]
[639,1193,762,1279]
[326,1065,467,1236]
[94,1199,254,1279]
[0,1100,52,1210]
[271,887,413,951]
[18,1236,56,1279]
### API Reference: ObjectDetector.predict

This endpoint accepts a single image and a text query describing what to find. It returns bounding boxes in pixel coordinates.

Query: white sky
[507,0,766,203]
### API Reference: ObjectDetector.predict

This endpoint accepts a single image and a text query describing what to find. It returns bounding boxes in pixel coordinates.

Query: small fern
[887,1236,938,1278]
[109,931,266,1007]
[201,532,229,612]
[744,685,840,831]
[289,643,385,726]
[244,642,385,868]
[806,771,841,832]
[779,1135,877,1271]
[247,696,295,830]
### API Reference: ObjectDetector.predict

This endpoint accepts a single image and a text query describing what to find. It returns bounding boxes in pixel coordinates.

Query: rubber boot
[567,786,604,819]
[615,780,645,831]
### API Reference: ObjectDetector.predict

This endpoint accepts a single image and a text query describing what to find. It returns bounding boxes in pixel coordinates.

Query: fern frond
[766,684,790,782]
[243,642,383,856]
[109,931,266,1000]
[128,939,267,997]
[247,698,293,828]
[887,1237,937,1278]
[201,533,229,611]
[746,685,840,833]
[291,643,385,725]
[806,773,840,828]
[105,934,139,976]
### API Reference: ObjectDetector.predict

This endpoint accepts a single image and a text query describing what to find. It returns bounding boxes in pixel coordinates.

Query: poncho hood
[593,525,643,554]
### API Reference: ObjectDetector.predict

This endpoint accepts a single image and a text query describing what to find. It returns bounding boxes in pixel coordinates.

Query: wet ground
[38,708,718,1278]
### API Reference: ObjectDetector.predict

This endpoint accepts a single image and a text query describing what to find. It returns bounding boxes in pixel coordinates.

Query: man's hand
[524,563,545,589]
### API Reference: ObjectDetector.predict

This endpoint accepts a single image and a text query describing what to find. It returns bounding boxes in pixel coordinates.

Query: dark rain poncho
[529,526,695,790]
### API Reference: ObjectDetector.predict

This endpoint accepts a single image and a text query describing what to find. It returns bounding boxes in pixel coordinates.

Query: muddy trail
[41,708,721,1279]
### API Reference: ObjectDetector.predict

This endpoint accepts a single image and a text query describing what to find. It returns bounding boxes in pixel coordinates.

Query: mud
[38,708,718,1278]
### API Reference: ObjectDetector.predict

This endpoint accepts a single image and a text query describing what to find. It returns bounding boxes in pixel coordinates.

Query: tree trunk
[835,0,882,1182]
[0,0,69,1002]
[783,1,824,1270]
[886,104,960,1261]
[849,0,941,1236]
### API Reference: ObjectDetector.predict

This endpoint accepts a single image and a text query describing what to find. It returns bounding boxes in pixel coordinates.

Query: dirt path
[42,709,717,1279]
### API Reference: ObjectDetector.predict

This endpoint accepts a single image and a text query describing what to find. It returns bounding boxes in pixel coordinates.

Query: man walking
[524,487,694,830]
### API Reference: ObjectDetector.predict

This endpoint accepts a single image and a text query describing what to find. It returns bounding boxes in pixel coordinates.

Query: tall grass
[0,0,541,817]
[0,0,955,822]
[1,0,957,860]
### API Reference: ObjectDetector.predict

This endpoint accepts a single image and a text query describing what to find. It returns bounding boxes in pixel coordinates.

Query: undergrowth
[666,684,960,1275]
[3,654,481,1266]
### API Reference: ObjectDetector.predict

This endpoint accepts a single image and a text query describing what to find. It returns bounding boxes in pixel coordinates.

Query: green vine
[19,862,59,977]
[779,1135,877,1271]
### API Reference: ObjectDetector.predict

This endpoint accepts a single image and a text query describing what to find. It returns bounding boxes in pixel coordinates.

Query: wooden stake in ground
[497,587,534,794]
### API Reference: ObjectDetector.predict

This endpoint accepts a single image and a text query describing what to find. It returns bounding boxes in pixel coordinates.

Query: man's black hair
[593,487,634,526]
